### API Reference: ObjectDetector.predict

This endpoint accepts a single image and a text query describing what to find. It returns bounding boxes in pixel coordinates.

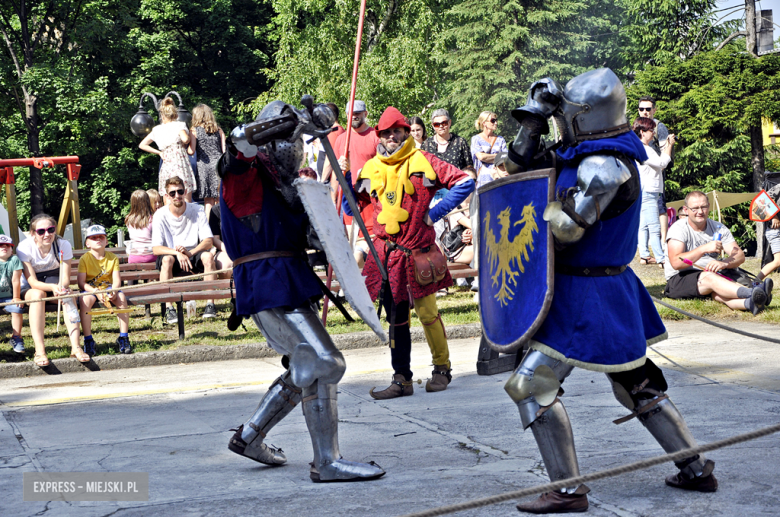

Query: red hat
[375,106,411,132]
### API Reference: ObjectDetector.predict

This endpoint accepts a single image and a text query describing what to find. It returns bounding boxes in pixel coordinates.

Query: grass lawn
[1,254,777,364]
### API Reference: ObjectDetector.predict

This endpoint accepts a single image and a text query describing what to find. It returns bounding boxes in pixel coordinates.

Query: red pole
[323,0,367,326]
[342,0,368,162]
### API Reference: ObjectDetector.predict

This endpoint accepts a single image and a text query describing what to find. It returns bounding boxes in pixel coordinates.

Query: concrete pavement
[1,319,780,516]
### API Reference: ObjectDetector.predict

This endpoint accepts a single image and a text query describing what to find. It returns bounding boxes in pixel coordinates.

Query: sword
[300,96,387,282]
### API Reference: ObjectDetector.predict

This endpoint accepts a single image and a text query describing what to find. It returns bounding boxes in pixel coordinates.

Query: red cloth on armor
[221,154,264,218]
[357,150,469,304]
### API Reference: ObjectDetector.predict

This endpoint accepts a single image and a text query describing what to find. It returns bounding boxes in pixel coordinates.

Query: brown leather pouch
[412,246,447,286]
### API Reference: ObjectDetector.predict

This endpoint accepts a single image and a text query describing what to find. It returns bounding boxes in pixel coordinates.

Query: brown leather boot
[369,374,414,400]
[425,365,452,392]
[516,487,590,514]
[665,472,718,492]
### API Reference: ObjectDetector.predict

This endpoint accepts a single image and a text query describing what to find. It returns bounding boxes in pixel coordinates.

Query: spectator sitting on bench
[0,235,26,354]
[78,224,132,355]
[152,176,218,324]
[664,191,773,315]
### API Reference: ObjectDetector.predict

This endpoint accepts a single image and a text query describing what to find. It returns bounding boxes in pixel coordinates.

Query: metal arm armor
[543,155,632,245]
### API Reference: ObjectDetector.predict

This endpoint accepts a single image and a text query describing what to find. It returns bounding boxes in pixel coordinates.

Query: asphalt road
[1,319,779,516]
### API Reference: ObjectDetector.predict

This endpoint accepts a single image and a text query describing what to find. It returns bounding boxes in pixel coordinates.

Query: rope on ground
[650,295,780,345]
[0,267,234,308]
[399,422,780,517]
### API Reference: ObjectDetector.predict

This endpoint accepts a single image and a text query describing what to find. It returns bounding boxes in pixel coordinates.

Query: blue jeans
[638,191,664,262]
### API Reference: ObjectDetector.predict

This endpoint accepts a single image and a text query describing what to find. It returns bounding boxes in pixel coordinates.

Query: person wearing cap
[0,234,25,354]
[323,100,380,244]
[78,224,132,354]
[343,106,475,398]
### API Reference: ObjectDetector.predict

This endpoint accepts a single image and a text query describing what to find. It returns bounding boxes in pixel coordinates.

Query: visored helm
[554,68,630,148]
[256,101,304,174]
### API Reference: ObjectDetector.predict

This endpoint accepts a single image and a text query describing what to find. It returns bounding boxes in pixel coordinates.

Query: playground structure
[0,156,83,248]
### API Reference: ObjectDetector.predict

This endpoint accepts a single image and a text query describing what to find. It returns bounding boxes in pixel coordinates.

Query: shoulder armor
[577,155,631,196]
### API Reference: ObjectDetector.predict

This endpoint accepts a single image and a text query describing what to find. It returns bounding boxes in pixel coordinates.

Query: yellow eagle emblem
[483,203,538,306]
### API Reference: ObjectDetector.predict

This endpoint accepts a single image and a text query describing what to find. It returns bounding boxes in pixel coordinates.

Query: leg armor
[229,371,301,465]
[250,302,384,482]
[251,303,346,388]
[302,381,385,482]
[505,350,587,494]
[608,360,716,485]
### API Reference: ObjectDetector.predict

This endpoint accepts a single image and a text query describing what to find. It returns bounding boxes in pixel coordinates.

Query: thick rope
[400,422,780,517]
[650,295,780,345]
[0,267,234,308]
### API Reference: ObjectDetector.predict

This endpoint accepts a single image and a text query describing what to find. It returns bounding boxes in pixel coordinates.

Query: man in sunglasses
[151,176,218,323]
[638,96,669,154]
[664,190,772,314]
[638,96,672,245]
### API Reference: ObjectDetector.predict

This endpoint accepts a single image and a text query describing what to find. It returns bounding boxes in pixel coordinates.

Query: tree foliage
[435,0,628,136]
[250,0,449,123]
[628,47,780,244]
[0,0,273,240]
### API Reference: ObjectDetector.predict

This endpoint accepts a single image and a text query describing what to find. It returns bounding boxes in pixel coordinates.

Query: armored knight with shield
[478,68,718,513]
[219,99,385,482]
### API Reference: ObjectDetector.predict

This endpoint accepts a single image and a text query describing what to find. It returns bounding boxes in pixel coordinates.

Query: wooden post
[2,167,19,244]
[57,163,83,248]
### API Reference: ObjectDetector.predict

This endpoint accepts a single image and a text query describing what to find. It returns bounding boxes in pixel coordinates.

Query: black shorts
[157,250,211,277]
[664,269,708,299]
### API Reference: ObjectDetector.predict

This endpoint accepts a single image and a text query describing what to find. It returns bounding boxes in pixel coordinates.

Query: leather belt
[232,251,295,267]
[555,264,628,277]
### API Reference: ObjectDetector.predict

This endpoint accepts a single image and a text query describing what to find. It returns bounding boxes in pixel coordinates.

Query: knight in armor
[342,107,475,398]
[500,69,718,513]
[219,100,385,482]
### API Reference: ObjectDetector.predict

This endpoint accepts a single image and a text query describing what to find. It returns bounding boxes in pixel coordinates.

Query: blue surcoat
[220,172,321,316]
[530,133,667,372]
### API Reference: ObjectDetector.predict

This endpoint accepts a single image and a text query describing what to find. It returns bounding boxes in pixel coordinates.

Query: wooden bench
[124,279,233,340]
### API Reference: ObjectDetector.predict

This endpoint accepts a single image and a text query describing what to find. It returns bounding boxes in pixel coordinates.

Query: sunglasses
[489,118,498,124]
[432,121,449,128]
[638,107,653,112]
[35,226,56,236]
[168,189,185,197]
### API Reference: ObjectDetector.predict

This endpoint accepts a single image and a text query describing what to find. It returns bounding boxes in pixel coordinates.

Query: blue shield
[477,169,554,353]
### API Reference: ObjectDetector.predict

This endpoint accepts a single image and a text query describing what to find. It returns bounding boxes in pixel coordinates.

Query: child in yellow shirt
[78,225,132,354]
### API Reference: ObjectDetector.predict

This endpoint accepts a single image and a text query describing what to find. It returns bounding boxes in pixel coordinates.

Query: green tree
[250,0,451,123]
[435,0,629,137]
[1,0,275,239]
[619,0,733,73]
[629,48,780,244]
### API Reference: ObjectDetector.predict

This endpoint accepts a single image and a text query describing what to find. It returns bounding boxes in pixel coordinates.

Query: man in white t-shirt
[664,191,773,314]
[152,176,217,323]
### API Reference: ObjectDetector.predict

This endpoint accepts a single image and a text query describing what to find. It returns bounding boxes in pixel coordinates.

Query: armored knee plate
[505,349,574,429]
[251,304,347,388]
[290,343,346,389]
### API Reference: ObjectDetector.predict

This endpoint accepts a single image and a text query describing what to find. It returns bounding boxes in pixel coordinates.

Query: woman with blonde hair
[125,190,156,264]
[471,111,508,188]
[189,103,226,217]
[138,97,196,202]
